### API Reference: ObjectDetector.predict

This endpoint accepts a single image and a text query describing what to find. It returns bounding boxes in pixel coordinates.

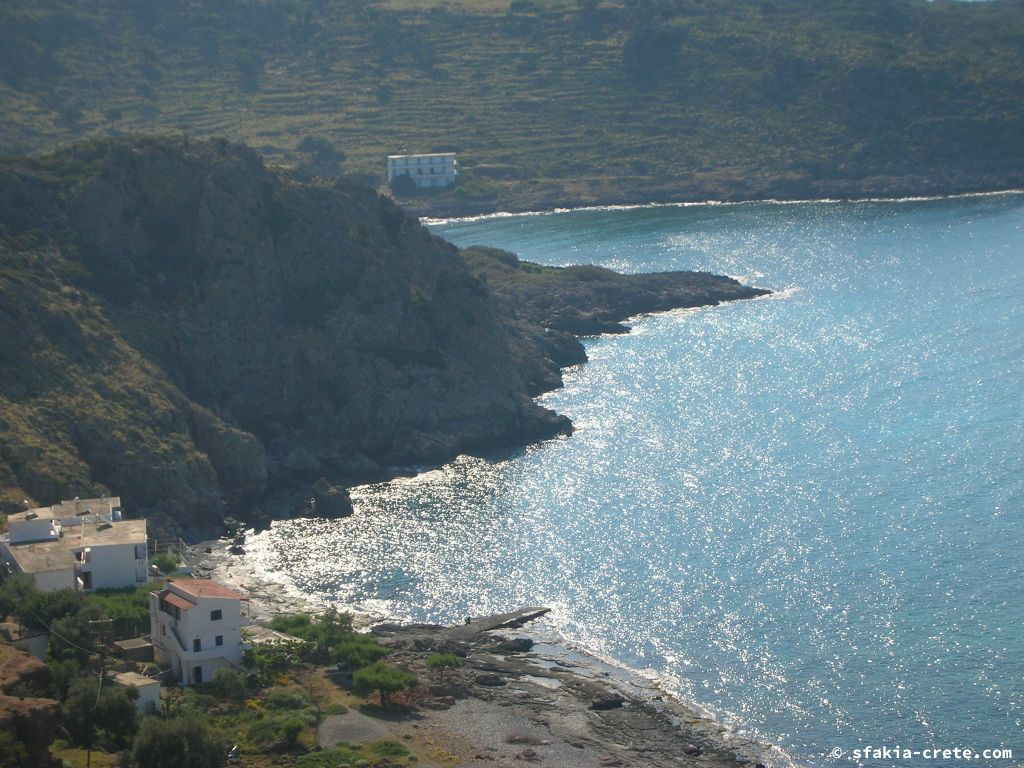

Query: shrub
[0,731,29,768]
[134,715,225,768]
[368,739,410,757]
[266,688,308,710]
[280,717,305,750]
[151,552,179,574]
[247,715,305,750]
[90,583,155,636]
[210,667,248,702]
[296,745,363,767]
[427,653,461,670]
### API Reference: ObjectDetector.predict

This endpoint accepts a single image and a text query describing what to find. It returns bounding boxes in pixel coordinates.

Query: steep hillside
[0,137,570,533]
[1,0,1023,213]
[0,137,764,535]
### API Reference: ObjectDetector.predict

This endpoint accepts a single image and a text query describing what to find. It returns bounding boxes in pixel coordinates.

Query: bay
[246,194,1024,766]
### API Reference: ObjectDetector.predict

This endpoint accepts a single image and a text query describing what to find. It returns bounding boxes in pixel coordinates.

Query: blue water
[247,195,1024,767]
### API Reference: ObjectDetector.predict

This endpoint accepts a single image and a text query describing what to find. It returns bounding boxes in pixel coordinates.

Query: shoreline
[191,535,799,768]
[416,187,1024,225]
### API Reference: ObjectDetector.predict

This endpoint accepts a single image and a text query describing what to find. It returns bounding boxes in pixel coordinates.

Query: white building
[0,497,148,592]
[112,671,161,714]
[387,153,458,189]
[149,578,250,686]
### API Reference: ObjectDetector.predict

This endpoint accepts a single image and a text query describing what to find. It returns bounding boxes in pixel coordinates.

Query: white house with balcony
[387,152,458,189]
[149,578,250,686]
[0,497,148,592]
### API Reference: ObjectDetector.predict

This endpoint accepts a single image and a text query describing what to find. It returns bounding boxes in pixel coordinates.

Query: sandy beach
[182,536,793,768]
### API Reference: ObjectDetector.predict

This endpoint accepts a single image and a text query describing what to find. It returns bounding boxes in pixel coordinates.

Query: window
[210,609,222,621]
[135,544,146,559]
[193,666,203,684]
[215,635,223,647]
[193,638,201,652]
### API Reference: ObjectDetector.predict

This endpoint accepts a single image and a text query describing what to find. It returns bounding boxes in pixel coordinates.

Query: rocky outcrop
[0,695,61,768]
[460,247,769,395]
[0,645,60,767]
[0,645,51,695]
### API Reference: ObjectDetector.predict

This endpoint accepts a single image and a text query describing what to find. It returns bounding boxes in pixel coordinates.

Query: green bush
[368,739,410,757]
[427,653,461,670]
[210,667,248,702]
[133,715,226,768]
[90,583,155,637]
[295,745,363,767]
[0,731,30,768]
[151,552,179,574]
[280,717,305,749]
[266,688,308,710]
[247,714,305,750]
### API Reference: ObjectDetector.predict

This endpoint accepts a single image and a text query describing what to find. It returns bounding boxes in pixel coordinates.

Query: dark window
[211,609,222,621]
[193,638,201,652]
[193,666,203,684]
[215,635,223,647]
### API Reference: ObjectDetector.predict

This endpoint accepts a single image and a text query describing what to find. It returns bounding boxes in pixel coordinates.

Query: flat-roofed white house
[150,578,250,686]
[0,497,148,592]
[112,671,161,714]
[387,153,458,189]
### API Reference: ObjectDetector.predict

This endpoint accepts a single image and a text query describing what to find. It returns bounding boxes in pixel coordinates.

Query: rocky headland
[0,137,767,536]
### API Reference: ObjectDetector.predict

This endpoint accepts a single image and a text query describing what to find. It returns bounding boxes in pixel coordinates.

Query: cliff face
[0,138,768,536]
[0,138,567,533]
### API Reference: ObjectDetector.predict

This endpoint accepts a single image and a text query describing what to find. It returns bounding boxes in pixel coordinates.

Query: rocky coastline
[193,537,791,768]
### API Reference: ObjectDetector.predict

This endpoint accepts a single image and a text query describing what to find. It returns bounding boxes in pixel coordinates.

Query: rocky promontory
[0,137,766,535]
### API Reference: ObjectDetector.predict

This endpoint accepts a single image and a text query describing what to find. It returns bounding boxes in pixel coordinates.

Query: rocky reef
[0,138,766,535]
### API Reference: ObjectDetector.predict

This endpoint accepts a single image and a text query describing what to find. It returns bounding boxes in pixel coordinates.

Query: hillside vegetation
[2,0,1023,213]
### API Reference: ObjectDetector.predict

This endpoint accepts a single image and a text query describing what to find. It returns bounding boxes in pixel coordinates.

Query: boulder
[590,693,625,711]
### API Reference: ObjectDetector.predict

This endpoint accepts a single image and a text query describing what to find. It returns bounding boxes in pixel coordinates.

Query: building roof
[113,671,159,689]
[73,519,147,547]
[386,152,456,160]
[159,591,195,612]
[10,496,121,523]
[3,540,76,574]
[167,578,248,601]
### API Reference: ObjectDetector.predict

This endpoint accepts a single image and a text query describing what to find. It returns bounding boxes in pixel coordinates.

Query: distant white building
[387,153,458,189]
[0,497,148,592]
[149,578,250,686]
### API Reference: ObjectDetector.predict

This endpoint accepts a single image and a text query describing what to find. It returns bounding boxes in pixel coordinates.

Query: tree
[63,675,138,749]
[353,661,418,706]
[0,574,35,622]
[0,731,30,768]
[133,715,226,768]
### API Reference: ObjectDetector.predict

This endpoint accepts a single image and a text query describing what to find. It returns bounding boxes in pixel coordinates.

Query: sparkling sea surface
[245,195,1024,767]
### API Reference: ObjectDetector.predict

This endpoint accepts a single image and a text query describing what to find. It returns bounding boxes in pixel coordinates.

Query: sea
[244,193,1024,767]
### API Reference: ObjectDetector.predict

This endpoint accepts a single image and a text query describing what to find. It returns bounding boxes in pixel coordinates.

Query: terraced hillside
[2,0,1023,213]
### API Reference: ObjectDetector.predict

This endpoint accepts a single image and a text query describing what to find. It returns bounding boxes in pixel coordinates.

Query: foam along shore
[189,536,794,768]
